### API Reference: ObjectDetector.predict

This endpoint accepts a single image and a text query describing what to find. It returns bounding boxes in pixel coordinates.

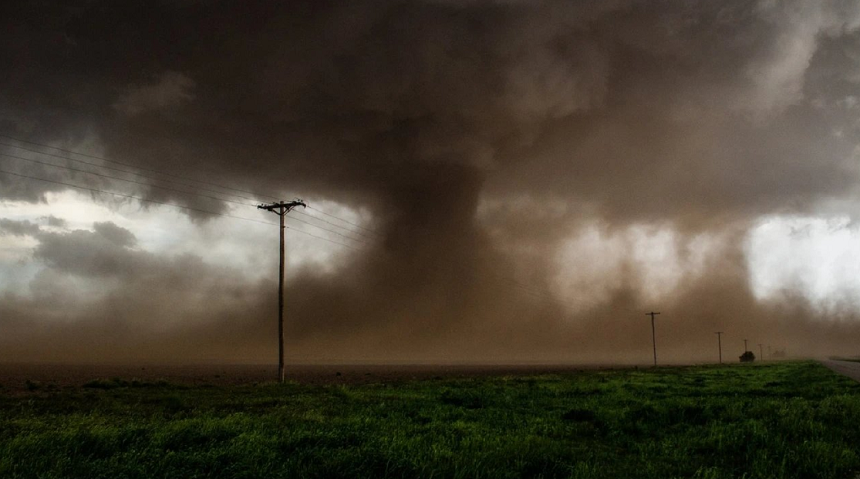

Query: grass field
[1,361,859,478]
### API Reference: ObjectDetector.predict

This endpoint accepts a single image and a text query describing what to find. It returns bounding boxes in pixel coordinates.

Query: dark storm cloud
[0,219,40,237]
[0,216,68,237]
[4,0,860,362]
[41,215,67,228]
[4,0,859,213]
[34,222,140,277]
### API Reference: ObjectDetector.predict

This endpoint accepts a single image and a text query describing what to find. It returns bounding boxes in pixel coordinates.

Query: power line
[1,136,587,310]
[294,209,379,240]
[0,134,382,240]
[0,167,274,225]
[0,136,593,316]
[5,167,584,314]
[0,134,278,201]
[0,152,255,208]
[0,141,260,204]
[0,151,374,245]
[2,141,380,242]
[0,168,360,250]
[307,205,381,236]
[286,214,372,245]
[283,227,360,251]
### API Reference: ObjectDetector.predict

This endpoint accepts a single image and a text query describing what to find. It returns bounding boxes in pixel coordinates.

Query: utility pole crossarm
[258,199,306,215]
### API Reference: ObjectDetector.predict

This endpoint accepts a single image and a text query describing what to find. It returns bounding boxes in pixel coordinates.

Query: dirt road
[820,360,860,383]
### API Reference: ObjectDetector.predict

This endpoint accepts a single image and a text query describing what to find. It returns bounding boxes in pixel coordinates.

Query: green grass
[1,361,859,478]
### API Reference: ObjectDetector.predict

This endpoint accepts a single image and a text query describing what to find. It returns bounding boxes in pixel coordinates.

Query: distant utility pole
[646,312,661,366]
[743,339,748,353]
[758,343,764,361]
[258,199,306,383]
[715,332,723,364]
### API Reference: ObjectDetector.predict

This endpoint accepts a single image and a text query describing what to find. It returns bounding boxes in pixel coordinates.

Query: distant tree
[739,351,756,362]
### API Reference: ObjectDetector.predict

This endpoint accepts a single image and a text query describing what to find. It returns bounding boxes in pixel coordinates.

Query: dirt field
[0,363,623,393]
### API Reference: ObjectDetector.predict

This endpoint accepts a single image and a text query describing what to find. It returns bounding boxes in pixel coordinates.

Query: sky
[3,0,860,364]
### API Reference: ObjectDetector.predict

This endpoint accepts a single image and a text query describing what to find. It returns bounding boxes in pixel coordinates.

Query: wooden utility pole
[646,312,660,366]
[758,343,764,361]
[715,332,723,364]
[743,339,748,353]
[258,199,306,383]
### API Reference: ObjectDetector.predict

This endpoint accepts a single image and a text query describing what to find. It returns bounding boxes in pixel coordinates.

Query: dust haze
[3,0,860,364]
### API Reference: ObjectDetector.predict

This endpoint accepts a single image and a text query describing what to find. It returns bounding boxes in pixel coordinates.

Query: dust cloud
[3,1,860,364]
